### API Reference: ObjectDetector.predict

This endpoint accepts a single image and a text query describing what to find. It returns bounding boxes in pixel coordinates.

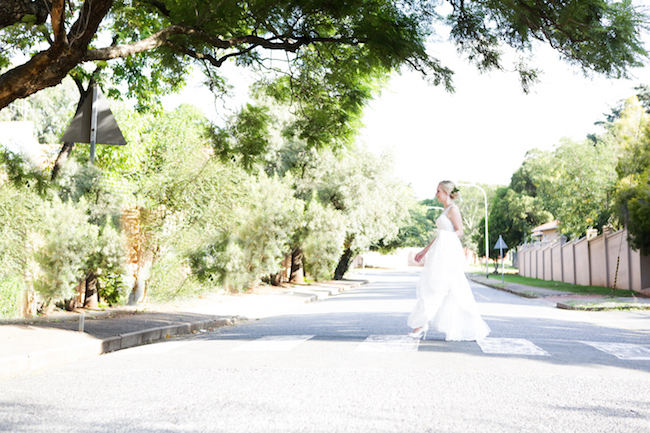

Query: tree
[0,0,647,142]
[0,0,446,111]
[371,203,435,254]
[455,182,497,252]
[301,148,412,279]
[474,186,553,267]
[616,171,650,254]
[0,160,42,317]
[606,96,650,254]
[301,200,347,281]
[512,140,618,239]
[244,96,416,280]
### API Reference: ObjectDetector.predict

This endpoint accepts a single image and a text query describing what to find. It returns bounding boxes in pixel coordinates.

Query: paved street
[1,270,649,432]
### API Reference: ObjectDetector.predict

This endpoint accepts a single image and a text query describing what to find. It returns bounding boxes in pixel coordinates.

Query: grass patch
[471,272,639,297]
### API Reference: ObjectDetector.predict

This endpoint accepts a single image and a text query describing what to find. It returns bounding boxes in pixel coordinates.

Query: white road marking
[477,338,550,356]
[474,292,490,301]
[232,335,315,352]
[356,335,421,352]
[580,341,650,360]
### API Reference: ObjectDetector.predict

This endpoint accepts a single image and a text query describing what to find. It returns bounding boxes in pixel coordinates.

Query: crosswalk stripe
[225,334,650,360]
[356,335,421,352]
[232,335,315,352]
[477,337,550,356]
[580,341,650,360]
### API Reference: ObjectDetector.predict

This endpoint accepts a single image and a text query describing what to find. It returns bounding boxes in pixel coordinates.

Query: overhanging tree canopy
[1,0,648,145]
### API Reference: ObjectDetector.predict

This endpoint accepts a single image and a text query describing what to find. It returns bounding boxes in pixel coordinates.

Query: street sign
[493,235,508,250]
[493,235,508,283]
[61,85,126,163]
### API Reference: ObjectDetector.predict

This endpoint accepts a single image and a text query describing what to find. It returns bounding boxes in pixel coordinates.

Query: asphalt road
[2,270,649,432]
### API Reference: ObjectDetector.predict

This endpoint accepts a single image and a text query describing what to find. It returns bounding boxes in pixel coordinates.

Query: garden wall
[517,229,650,296]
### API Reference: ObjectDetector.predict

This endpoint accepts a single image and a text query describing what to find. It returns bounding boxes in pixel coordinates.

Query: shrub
[0,276,23,319]
[303,201,346,281]
[190,173,303,292]
[33,196,98,305]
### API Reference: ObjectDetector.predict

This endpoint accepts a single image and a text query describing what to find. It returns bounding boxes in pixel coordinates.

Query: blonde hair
[439,180,459,200]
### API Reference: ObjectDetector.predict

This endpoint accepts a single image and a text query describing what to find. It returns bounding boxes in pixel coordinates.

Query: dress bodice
[436,205,456,233]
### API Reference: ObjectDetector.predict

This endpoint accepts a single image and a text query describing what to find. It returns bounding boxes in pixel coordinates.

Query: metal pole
[89,84,98,164]
[501,246,504,283]
[458,184,488,279]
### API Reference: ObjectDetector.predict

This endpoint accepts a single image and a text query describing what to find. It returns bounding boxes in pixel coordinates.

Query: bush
[190,173,302,292]
[147,252,207,302]
[92,221,132,305]
[0,276,23,319]
[33,196,98,305]
[303,201,346,281]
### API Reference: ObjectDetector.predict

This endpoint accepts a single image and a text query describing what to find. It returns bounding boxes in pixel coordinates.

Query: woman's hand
[415,249,427,263]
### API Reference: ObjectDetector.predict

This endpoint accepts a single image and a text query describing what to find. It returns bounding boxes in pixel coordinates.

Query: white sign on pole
[493,235,509,283]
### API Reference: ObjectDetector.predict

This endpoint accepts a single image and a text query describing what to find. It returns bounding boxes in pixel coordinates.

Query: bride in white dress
[407,181,490,341]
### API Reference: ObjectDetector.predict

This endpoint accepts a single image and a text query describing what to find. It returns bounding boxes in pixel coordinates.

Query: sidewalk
[0,279,366,381]
[468,273,650,310]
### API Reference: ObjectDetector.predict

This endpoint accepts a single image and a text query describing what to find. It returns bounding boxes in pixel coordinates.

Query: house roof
[532,220,560,233]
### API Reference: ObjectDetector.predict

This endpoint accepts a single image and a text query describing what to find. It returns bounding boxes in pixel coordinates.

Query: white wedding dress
[408,205,490,341]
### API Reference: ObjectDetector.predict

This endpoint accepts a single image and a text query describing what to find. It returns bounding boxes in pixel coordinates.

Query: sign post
[493,235,508,283]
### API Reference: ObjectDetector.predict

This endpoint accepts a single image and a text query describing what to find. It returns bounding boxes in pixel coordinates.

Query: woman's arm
[448,206,464,238]
[415,237,436,263]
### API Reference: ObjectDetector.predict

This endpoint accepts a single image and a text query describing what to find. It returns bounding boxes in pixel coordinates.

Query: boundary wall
[517,229,650,296]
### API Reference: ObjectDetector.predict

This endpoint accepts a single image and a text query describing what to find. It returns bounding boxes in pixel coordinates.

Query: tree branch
[84,25,194,60]
[50,0,68,47]
[84,24,361,62]
[163,41,222,67]
[67,0,114,48]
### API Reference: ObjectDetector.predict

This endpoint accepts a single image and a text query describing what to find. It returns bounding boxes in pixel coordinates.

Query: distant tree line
[473,87,650,261]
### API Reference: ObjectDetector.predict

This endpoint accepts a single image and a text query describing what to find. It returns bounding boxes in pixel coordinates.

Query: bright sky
[163,6,650,201]
[359,41,650,199]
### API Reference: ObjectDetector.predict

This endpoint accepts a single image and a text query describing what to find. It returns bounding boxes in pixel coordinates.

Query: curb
[469,276,650,311]
[557,301,650,311]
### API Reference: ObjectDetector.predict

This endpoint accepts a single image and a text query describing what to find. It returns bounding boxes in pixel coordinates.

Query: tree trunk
[269,252,292,285]
[84,273,98,309]
[290,246,304,283]
[21,231,36,318]
[128,253,152,304]
[74,278,86,308]
[50,141,75,180]
[22,286,36,318]
[333,247,354,280]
